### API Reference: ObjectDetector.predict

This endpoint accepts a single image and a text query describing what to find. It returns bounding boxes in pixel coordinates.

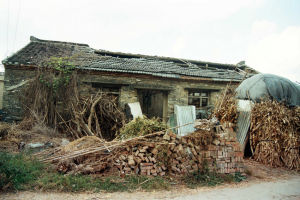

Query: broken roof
[2,36,255,81]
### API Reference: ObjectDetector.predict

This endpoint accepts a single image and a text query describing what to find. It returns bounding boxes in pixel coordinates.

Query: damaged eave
[4,64,37,70]
[180,75,241,83]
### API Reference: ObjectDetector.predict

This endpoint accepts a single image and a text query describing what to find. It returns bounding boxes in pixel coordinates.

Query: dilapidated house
[1,36,256,121]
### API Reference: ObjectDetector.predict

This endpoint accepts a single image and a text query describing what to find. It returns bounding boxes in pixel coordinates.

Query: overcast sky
[0,0,299,81]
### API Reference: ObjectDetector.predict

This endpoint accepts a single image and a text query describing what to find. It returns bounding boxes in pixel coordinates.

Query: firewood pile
[250,101,300,170]
[36,120,245,176]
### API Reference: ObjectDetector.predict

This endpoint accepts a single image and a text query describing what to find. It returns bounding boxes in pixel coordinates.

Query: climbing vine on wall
[38,57,76,94]
[21,56,78,129]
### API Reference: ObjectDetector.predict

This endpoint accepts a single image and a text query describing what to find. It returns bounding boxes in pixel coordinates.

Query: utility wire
[13,0,22,52]
[5,0,10,57]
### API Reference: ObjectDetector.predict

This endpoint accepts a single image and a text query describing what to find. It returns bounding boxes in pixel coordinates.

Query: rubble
[0,122,67,152]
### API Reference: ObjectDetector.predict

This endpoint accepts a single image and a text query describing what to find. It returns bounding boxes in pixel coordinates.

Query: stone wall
[2,68,36,121]
[78,72,232,120]
[2,67,237,121]
[119,86,139,108]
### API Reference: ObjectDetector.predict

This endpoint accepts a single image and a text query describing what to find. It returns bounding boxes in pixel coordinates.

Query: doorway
[137,89,168,121]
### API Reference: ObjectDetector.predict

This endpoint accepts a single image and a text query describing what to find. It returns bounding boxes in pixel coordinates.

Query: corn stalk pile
[214,86,238,125]
[250,101,300,170]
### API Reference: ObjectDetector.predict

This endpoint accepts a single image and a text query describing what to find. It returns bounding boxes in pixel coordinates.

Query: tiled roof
[2,36,253,81]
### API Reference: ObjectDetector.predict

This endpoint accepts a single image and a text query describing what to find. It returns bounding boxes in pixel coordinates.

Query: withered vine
[21,56,125,140]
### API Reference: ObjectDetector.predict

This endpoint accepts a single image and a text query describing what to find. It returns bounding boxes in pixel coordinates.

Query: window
[188,90,209,108]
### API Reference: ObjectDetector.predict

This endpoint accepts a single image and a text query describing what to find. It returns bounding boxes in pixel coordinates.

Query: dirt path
[1,176,300,200]
[1,160,300,200]
[174,176,300,200]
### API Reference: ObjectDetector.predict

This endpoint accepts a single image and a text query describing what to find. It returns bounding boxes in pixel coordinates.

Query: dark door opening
[244,137,253,158]
[138,89,168,121]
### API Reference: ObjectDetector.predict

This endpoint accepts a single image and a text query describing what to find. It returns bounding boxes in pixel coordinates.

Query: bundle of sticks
[67,93,125,140]
[250,100,300,170]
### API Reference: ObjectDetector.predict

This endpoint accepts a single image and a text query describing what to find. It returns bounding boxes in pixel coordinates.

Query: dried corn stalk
[250,100,299,170]
[214,86,238,124]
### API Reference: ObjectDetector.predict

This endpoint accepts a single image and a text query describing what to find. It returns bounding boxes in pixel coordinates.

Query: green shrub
[119,117,168,140]
[0,152,44,190]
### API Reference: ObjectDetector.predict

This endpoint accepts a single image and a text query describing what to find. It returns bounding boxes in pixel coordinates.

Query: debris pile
[0,121,66,152]
[250,101,300,170]
[37,121,244,176]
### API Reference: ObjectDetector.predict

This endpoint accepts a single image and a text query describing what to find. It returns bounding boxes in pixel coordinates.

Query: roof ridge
[30,36,89,47]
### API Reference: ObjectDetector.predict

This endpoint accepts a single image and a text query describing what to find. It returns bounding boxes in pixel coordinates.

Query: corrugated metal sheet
[236,100,252,146]
[236,111,251,144]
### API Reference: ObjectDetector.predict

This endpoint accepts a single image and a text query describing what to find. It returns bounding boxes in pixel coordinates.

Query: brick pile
[53,121,244,176]
[112,122,243,176]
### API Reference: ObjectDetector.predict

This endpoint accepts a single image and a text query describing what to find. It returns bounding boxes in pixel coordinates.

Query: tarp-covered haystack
[236,74,300,170]
[236,73,300,106]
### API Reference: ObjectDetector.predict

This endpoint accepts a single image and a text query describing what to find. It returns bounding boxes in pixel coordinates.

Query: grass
[183,164,246,188]
[0,152,170,192]
[0,152,246,192]
[0,152,44,190]
[33,173,170,192]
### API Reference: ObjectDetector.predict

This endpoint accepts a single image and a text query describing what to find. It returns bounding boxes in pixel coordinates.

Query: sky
[0,0,299,82]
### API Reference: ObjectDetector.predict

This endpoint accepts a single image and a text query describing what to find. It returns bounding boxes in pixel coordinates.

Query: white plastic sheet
[127,102,143,119]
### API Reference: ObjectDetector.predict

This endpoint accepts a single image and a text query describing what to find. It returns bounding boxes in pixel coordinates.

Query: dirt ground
[1,159,300,200]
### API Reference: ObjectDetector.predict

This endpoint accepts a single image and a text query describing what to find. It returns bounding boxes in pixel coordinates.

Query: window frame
[188,90,210,108]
